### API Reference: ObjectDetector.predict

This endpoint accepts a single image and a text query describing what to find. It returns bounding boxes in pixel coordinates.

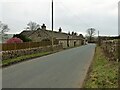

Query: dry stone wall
[101,40,118,61]
[2,45,63,60]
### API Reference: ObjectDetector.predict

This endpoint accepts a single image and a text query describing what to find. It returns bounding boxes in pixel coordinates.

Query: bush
[6,37,23,43]
[13,34,32,42]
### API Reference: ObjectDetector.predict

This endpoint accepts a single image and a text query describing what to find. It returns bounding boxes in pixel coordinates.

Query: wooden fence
[1,41,58,51]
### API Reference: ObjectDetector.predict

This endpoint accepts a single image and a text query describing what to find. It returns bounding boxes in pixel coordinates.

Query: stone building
[20,24,85,48]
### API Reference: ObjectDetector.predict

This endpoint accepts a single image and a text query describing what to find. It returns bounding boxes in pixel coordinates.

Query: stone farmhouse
[20,24,85,48]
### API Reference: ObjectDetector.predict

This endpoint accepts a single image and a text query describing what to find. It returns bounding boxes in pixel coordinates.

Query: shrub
[6,37,23,43]
[13,34,32,42]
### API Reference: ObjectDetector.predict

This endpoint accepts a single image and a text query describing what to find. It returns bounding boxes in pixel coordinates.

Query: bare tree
[0,21,10,43]
[0,21,9,34]
[27,21,40,31]
[86,28,95,42]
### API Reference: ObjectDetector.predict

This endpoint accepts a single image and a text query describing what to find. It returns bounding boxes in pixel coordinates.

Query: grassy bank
[2,52,52,67]
[83,46,118,88]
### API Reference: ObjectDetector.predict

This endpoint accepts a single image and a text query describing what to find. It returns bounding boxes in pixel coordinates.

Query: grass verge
[83,46,118,88]
[2,52,52,67]
[2,45,82,67]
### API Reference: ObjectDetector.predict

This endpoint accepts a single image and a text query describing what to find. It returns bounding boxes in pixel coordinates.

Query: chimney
[59,27,62,33]
[74,32,77,36]
[41,23,46,30]
[72,31,74,35]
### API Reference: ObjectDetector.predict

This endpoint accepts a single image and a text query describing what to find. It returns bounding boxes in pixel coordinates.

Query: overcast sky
[0,0,119,36]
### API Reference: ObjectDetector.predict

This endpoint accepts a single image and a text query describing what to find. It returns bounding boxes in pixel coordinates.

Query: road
[2,44,96,88]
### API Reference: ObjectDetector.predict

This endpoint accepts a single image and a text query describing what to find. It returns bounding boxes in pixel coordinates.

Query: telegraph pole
[98,30,100,46]
[98,30,99,37]
[51,0,54,50]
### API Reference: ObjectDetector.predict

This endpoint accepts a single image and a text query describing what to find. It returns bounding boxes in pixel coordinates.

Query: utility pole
[89,28,94,42]
[98,30,99,38]
[51,0,54,50]
[98,30,100,46]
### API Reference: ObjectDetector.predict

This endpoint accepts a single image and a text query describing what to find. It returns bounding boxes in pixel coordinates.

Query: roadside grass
[83,46,118,88]
[2,45,83,67]
[2,52,51,67]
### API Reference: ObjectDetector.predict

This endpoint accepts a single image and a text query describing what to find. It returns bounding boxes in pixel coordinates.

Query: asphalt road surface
[2,44,96,88]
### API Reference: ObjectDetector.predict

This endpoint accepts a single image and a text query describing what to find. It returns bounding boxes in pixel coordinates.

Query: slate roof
[20,30,34,37]
[20,28,84,41]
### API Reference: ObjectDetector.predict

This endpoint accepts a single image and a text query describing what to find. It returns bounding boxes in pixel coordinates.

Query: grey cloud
[0,0,118,36]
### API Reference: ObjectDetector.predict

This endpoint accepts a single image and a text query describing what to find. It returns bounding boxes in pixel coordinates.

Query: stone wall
[2,45,63,60]
[101,40,118,61]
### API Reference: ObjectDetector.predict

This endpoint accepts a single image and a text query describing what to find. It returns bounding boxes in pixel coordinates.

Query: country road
[2,44,96,88]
